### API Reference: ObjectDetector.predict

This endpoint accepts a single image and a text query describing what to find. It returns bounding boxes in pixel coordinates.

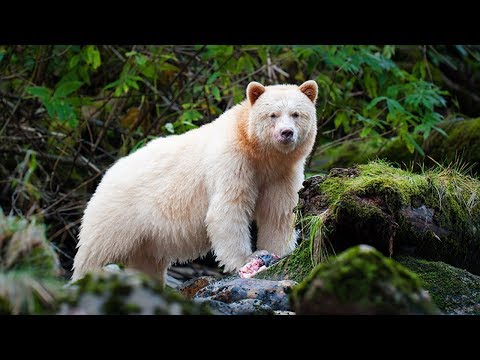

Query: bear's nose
[281,129,294,140]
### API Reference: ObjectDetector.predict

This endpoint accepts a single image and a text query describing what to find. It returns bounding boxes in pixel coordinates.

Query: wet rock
[59,270,212,315]
[273,310,296,315]
[178,276,218,298]
[193,277,297,315]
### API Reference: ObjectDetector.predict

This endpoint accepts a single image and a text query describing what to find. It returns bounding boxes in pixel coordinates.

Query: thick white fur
[72,81,318,283]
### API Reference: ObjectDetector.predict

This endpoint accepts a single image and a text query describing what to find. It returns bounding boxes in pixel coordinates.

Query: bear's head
[246,80,318,154]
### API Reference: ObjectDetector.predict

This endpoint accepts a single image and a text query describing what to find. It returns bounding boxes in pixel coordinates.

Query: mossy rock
[0,209,65,314]
[60,270,212,315]
[0,270,65,314]
[0,208,60,277]
[310,118,480,176]
[291,245,439,315]
[298,160,480,275]
[398,256,480,315]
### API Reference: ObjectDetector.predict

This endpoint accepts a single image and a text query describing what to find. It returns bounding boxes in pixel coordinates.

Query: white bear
[72,80,318,283]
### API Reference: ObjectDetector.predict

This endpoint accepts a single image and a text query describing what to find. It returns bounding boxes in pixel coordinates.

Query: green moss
[299,160,480,274]
[291,245,439,315]
[64,270,212,315]
[397,256,480,315]
[310,139,383,171]
[0,209,60,277]
[425,118,480,175]
[259,160,480,288]
[0,270,65,314]
[319,161,428,208]
[311,118,480,176]
[255,239,314,282]
[0,209,65,314]
[310,136,420,172]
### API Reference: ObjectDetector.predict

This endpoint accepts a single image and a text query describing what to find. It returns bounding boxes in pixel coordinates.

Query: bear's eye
[292,112,299,118]
[270,113,278,118]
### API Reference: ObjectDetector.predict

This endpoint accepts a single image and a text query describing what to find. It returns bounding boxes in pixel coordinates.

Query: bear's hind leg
[128,246,170,285]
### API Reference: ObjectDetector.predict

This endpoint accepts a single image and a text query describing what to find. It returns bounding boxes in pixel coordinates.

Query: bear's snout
[277,127,295,144]
[281,128,294,140]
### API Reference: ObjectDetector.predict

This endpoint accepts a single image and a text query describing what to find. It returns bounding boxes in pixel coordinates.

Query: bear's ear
[247,82,266,105]
[299,80,318,104]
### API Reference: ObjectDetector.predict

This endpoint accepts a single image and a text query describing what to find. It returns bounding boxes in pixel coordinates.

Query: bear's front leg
[206,185,257,273]
[255,178,301,258]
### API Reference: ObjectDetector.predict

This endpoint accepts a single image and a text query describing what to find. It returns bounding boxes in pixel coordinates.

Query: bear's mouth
[279,138,294,145]
[275,136,296,145]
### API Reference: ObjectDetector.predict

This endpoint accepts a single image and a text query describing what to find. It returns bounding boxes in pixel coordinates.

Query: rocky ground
[1,142,479,314]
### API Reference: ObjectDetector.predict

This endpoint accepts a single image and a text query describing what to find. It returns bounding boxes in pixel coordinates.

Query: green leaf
[85,45,101,70]
[27,86,52,100]
[104,79,120,91]
[333,112,350,132]
[164,123,175,134]
[366,96,387,110]
[334,112,346,129]
[207,72,220,85]
[386,98,404,115]
[403,133,425,156]
[158,63,179,72]
[135,54,147,66]
[182,110,203,122]
[43,100,56,118]
[126,78,140,90]
[54,81,83,98]
[360,127,372,138]
[68,55,80,69]
[78,66,91,85]
[212,87,221,102]
[55,101,69,121]
[382,45,395,59]
[433,126,448,137]
[139,64,155,79]
[181,120,198,128]
[364,71,378,98]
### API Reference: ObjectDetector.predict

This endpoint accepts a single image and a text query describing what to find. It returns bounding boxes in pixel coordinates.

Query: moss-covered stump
[298,161,480,275]
[291,245,439,315]
[310,118,480,176]
[0,209,64,314]
[60,270,212,315]
[398,256,480,315]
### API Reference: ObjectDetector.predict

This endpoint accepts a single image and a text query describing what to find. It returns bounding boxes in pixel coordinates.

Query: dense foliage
[1,45,479,272]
